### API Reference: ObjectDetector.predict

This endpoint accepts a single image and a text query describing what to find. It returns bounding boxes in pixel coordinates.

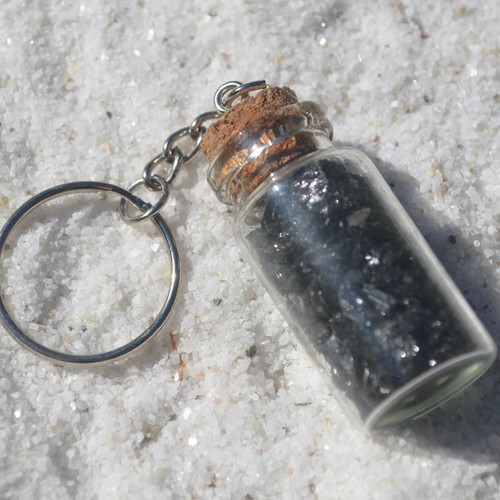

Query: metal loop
[0,181,180,366]
[190,110,221,133]
[142,153,167,191]
[224,80,267,107]
[214,80,267,113]
[162,126,204,163]
[183,128,205,163]
[214,81,241,113]
[163,148,184,185]
[120,174,169,224]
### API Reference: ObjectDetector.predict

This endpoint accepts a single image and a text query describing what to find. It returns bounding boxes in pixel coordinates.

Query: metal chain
[120,80,267,224]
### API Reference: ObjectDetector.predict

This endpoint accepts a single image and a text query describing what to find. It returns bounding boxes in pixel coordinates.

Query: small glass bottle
[203,87,496,429]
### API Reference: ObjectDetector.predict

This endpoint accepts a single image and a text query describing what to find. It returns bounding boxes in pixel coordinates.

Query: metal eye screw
[214,80,267,114]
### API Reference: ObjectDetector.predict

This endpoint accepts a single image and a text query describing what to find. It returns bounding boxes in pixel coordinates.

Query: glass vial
[204,89,496,429]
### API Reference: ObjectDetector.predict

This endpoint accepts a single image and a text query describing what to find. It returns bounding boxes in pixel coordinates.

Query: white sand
[0,1,499,498]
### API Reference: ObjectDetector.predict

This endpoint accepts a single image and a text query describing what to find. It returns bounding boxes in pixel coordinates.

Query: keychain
[0,80,496,428]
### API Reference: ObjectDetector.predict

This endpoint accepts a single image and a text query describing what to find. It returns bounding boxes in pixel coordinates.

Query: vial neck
[206,101,333,207]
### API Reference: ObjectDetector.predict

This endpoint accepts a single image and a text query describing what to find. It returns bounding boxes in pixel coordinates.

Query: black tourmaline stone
[245,157,475,418]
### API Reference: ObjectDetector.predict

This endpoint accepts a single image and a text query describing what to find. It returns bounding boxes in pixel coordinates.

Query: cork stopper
[201,86,299,160]
[202,85,333,206]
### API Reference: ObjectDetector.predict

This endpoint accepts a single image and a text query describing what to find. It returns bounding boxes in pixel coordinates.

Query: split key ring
[0,181,180,366]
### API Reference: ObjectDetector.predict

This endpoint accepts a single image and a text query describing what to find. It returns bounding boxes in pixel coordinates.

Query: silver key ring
[0,181,180,366]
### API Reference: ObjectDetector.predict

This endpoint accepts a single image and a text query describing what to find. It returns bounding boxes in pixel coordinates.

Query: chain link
[120,80,267,224]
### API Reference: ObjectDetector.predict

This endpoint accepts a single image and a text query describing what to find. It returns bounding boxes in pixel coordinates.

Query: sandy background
[0,0,499,498]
